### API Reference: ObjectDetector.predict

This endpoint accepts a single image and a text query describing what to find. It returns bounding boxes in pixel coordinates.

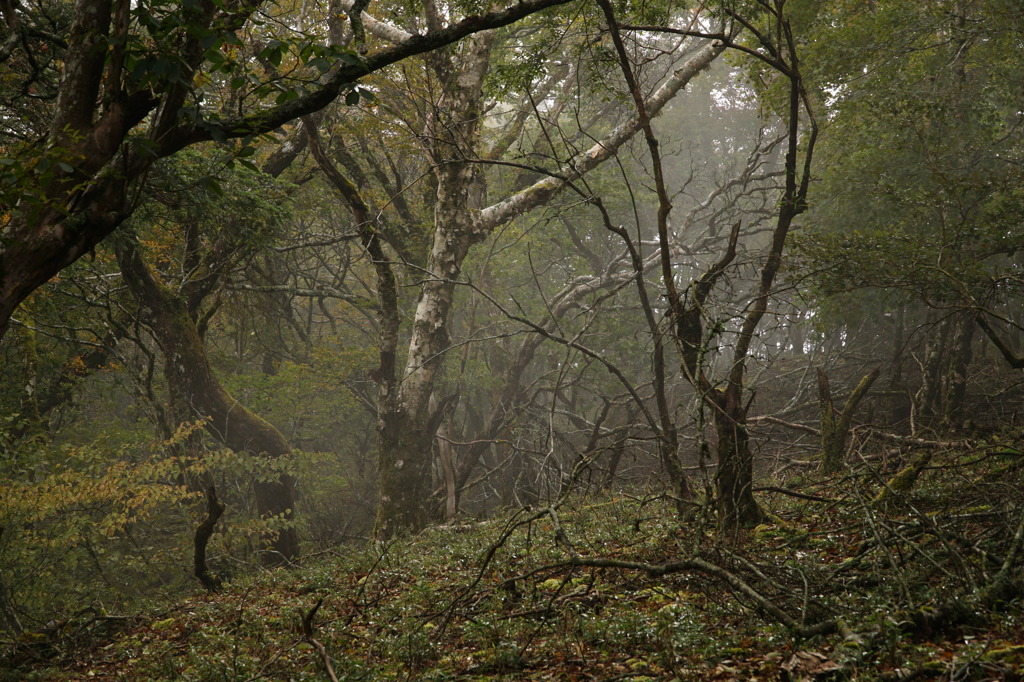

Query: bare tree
[600,0,817,528]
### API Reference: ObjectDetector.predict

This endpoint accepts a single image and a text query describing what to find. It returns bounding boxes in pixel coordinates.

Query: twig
[302,599,339,682]
[549,554,837,638]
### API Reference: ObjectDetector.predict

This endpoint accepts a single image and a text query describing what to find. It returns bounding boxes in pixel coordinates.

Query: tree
[110,145,304,562]
[601,0,818,528]
[0,0,578,342]
[792,0,1024,430]
[293,0,731,535]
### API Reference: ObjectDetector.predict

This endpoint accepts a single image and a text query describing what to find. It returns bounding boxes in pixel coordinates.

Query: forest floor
[5,444,1024,680]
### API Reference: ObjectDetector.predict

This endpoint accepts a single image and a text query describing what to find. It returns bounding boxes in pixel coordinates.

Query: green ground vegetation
[5,437,1024,680]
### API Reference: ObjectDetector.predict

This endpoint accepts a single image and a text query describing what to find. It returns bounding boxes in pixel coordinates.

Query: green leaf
[309,58,332,73]
[275,89,299,105]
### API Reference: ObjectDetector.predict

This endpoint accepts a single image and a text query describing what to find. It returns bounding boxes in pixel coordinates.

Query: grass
[5,445,1024,680]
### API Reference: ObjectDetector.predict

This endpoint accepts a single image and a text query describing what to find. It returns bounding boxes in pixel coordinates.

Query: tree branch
[477,37,726,231]
[194,486,226,592]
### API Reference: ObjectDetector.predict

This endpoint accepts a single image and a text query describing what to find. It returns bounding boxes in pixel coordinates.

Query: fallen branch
[555,554,837,639]
[856,428,969,450]
[750,415,966,450]
[753,486,837,503]
[749,415,821,436]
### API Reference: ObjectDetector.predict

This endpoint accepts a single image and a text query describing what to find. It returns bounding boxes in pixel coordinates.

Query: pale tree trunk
[377,34,724,533]
[375,30,495,537]
[437,417,458,521]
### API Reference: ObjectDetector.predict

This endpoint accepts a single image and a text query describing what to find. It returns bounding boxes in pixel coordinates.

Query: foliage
[793,0,1024,321]
[0,433,202,630]
[0,417,374,636]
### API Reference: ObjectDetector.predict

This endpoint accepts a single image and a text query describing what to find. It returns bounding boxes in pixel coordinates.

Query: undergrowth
[5,443,1024,680]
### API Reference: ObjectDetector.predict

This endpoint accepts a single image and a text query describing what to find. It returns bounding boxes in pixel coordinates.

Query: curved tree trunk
[116,237,299,564]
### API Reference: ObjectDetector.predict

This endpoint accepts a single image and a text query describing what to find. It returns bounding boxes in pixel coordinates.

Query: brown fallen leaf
[782,650,842,680]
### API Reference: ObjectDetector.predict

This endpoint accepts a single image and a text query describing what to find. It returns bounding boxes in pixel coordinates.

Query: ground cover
[5,444,1024,680]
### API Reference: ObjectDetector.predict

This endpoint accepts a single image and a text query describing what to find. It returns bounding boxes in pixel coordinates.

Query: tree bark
[710,384,763,528]
[116,237,299,563]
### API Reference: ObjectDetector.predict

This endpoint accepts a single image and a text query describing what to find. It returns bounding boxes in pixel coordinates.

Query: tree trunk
[888,306,912,427]
[437,417,458,521]
[373,31,495,536]
[818,367,880,474]
[920,314,952,421]
[116,238,299,563]
[706,5,814,530]
[194,486,226,591]
[711,384,763,529]
[919,313,976,432]
[601,438,626,490]
[942,313,975,431]
[374,410,436,534]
